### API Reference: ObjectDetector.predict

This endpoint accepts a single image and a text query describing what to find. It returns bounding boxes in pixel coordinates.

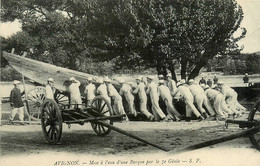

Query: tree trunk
[168,64,177,82]
[180,60,187,80]
[162,65,167,78]
[156,61,167,78]
[188,60,207,80]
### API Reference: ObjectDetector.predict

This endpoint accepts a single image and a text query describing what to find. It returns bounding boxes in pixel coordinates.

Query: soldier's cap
[159,80,165,84]
[176,81,183,87]
[88,77,93,81]
[147,76,154,80]
[135,76,142,80]
[96,78,103,84]
[13,80,20,85]
[180,79,186,84]
[201,84,209,90]
[118,79,125,84]
[69,77,76,81]
[188,79,195,84]
[166,73,172,77]
[217,81,224,85]
[104,77,111,83]
[158,75,164,78]
[47,78,54,82]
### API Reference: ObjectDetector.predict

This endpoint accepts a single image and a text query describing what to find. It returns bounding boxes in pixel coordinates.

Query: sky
[0,0,259,53]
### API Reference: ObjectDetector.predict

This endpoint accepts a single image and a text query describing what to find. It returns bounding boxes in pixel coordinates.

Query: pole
[169,126,260,154]
[21,52,31,124]
[97,121,170,152]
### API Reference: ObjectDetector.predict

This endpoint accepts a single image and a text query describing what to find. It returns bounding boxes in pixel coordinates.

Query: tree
[1,0,246,80]
[82,0,246,80]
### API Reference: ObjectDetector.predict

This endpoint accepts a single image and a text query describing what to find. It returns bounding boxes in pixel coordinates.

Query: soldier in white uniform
[146,76,166,121]
[68,77,82,108]
[217,81,246,114]
[84,77,96,106]
[104,78,128,120]
[119,79,137,116]
[132,77,154,121]
[158,80,182,121]
[96,78,110,104]
[45,78,55,100]
[188,79,215,118]
[202,85,234,120]
[172,80,204,121]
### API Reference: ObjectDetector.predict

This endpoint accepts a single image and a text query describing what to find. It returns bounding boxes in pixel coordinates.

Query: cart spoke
[92,123,97,130]
[50,128,54,140]
[31,95,39,102]
[47,126,52,136]
[101,125,106,133]
[45,119,51,127]
[102,110,109,115]
[44,109,52,118]
[45,105,53,119]
[98,99,102,110]
[98,124,101,134]
[100,103,107,113]
[58,95,66,100]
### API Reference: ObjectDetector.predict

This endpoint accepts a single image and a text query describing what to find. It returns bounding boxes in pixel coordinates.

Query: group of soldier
[45,73,246,122]
[7,73,246,124]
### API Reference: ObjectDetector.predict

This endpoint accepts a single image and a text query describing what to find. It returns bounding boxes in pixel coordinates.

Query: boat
[2,51,119,91]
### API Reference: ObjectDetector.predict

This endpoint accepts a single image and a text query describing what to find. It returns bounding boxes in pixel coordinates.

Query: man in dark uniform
[243,73,249,85]
[207,78,213,87]
[213,75,218,84]
[9,80,25,124]
[199,76,206,85]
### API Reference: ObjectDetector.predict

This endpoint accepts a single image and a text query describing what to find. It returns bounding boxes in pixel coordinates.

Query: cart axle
[64,114,126,124]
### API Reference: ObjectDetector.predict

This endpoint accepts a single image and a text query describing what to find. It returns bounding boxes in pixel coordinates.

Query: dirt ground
[1,113,260,166]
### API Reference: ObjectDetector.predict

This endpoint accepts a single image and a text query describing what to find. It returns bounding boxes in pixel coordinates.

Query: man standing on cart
[84,77,96,106]
[69,77,82,108]
[45,78,55,100]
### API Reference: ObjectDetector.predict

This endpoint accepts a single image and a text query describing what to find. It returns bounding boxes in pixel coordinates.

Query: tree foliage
[1,0,246,80]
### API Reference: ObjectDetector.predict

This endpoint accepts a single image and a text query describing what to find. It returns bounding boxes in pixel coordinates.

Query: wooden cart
[41,95,125,144]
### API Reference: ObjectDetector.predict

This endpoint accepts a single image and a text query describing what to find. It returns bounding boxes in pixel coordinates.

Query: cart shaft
[97,121,170,152]
[170,126,260,154]
[226,119,260,128]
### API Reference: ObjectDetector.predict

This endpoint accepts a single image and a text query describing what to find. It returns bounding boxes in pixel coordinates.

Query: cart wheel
[27,86,46,120]
[41,99,63,144]
[91,96,113,136]
[248,100,260,150]
[54,91,70,108]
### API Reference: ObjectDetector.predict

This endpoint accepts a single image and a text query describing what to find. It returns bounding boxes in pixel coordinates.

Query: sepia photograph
[0,0,260,166]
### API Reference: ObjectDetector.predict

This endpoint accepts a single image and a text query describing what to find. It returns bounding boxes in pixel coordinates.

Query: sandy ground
[1,113,260,166]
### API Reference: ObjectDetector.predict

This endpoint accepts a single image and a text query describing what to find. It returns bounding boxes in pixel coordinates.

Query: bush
[0,65,22,81]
